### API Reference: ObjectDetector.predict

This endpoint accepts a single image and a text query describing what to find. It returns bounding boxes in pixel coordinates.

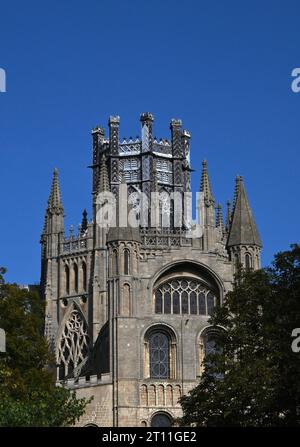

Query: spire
[216,203,224,231]
[97,155,110,193]
[227,177,262,247]
[47,168,63,213]
[42,168,64,240]
[200,160,214,203]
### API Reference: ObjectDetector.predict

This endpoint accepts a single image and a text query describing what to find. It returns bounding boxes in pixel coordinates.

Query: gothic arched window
[154,277,218,316]
[57,307,89,380]
[149,332,169,379]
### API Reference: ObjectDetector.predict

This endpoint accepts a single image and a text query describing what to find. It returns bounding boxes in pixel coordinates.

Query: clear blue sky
[0,0,299,284]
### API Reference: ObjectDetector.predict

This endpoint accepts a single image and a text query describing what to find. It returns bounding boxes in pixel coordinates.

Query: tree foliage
[0,269,90,426]
[180,244,300,426]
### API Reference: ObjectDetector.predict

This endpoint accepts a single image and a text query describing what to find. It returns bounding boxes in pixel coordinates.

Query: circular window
[151,412,172,427]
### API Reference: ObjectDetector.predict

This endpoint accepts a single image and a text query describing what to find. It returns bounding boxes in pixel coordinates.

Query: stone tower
[40,113,262,427]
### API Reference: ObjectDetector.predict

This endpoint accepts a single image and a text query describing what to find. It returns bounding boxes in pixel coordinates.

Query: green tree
[0,269,90,426]
[180,244,300,426]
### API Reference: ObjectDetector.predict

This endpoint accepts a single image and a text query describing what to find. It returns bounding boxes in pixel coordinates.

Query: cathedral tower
[40,113,262,427]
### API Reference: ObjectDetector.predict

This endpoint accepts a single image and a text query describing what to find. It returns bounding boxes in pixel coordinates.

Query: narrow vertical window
[74,263,78,293]
[112,250,118,276]
[82,261,87,292]
[65,265,70,295]
[245,253,252,271]
[124,248,130,275]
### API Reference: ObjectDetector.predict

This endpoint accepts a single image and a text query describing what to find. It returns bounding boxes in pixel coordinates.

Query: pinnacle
[200,159,214,202]
[47,168,63,212]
